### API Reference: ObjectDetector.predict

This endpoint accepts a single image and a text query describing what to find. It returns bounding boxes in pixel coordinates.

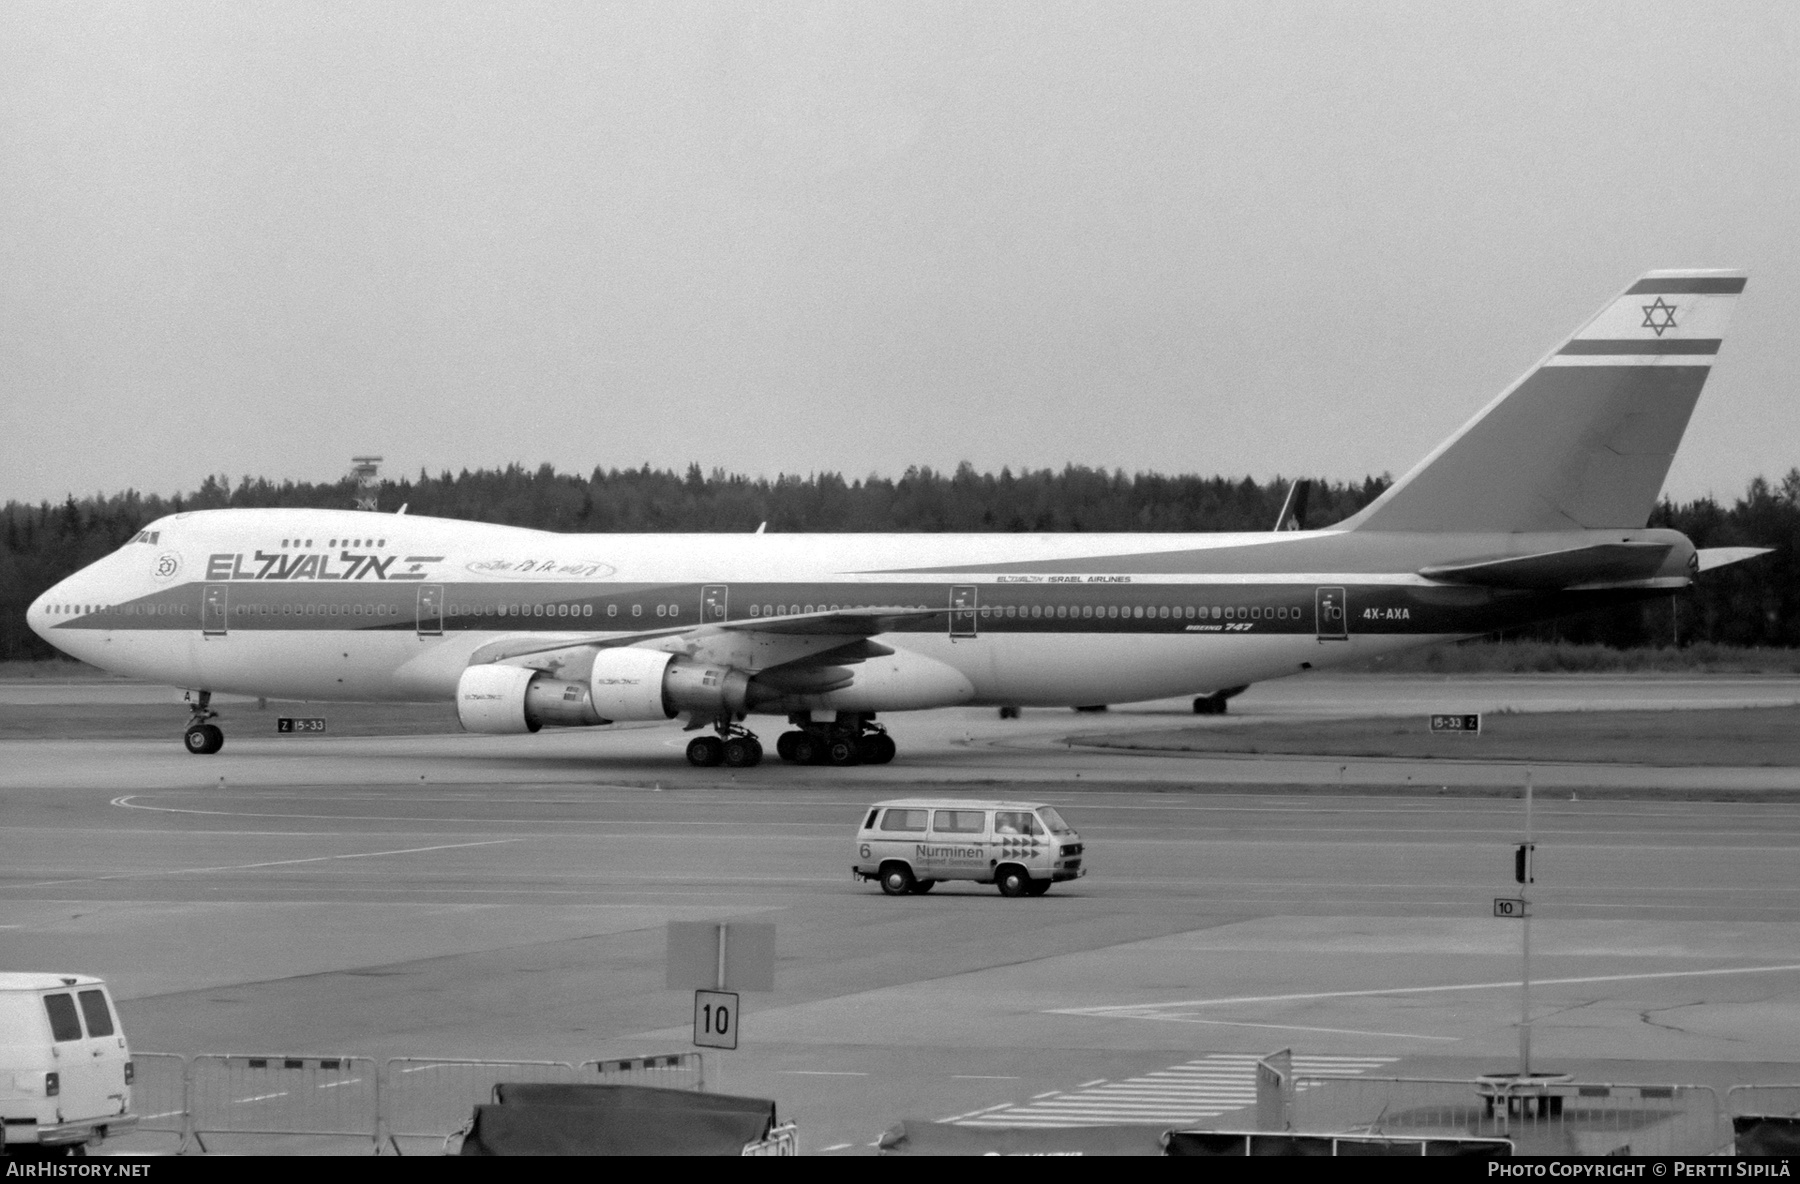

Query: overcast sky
[3,1,1796,508]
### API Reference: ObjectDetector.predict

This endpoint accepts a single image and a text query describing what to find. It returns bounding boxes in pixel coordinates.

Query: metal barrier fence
[1290,1076,1728,1157]
[129,1052,191,1150]
[745,1121,799,1155]
[379,1059,575,1154]
[1727,1085,1800,1118]
[133,1049,724,1153]
[1726,1085,1800,1157]
[185,1054,380,1152]
[578,1053,704,1092]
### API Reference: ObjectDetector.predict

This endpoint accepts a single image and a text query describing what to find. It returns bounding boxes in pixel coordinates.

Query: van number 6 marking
[859,844,871,859]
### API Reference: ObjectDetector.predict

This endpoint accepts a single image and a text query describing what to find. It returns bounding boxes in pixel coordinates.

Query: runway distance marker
[694,989,738,1050]
[277,717,326,734]
[1430,713,1481,735]
[1494,897,1530,918]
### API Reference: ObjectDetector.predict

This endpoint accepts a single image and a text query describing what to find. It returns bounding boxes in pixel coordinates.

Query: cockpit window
[130,530,161,545]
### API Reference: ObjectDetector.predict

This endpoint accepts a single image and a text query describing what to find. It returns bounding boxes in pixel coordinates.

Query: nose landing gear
[182,690,223,755]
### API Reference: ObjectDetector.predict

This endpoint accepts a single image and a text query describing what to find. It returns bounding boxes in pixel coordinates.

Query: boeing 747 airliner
[29,270,1765,767]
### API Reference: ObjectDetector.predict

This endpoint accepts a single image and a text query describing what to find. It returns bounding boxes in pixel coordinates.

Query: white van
[0,974,136,1153]
[853,799,1085,896]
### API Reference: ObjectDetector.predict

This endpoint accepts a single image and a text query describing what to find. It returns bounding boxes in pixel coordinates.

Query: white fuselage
[32,507,1499,713]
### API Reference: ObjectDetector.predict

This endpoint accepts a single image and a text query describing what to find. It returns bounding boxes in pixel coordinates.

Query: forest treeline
[2,462,1797,660]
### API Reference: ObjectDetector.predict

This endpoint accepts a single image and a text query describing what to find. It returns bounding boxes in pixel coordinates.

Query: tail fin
[1273,479,1311,531]
[1342,270,1746,533]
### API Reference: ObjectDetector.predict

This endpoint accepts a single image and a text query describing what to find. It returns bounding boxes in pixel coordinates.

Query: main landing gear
[774,714,896,767]
[685,721,764,768]
[182,690,223,755]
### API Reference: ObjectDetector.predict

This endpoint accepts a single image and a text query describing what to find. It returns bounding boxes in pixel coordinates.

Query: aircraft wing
[468,605,947,669]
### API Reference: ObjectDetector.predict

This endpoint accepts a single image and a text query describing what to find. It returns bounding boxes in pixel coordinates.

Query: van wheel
[1026,879,1052,896]
[995,866,1030,897]
[909,879,936,894]
[880,864,915,896]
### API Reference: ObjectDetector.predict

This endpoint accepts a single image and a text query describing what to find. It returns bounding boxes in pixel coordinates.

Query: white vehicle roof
[0,973,104,992]
[867,799,1057,811]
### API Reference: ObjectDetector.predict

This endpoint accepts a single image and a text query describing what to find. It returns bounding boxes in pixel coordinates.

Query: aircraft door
[416,585,444,637]
[201,585,228,636]
[1315,586,1347,640]
[950,585,978,637]
[701,585,729,624]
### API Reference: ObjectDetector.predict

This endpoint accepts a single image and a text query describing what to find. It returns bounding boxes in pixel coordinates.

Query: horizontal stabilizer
[1697,547,1772,573]
[1420,542,1673,590]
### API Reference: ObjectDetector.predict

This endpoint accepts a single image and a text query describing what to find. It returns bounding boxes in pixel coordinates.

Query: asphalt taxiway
[3,674,1799,1153]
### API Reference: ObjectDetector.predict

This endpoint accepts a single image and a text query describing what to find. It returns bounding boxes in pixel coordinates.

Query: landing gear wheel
[722,737,762,768]
[859,733,896,765]
[880,865,915,896]
[184,724,223,755]
[1026,879,1052,896]
[909,879,936,894]
[686,736,725,767]
[826,737,861,766]
[791,735,820,765]
[776,732,802,762]
[995,866,1031,897]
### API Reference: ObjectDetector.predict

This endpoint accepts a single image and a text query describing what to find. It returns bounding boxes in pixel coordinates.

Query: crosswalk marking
[951,1053,1394,1128]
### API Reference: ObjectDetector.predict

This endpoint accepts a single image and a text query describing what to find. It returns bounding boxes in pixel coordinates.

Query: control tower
[349,456,383,511]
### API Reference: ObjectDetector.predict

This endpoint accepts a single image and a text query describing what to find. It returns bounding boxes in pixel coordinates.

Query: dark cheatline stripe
[1559,338,1720,356]
[1625,277,1746,295]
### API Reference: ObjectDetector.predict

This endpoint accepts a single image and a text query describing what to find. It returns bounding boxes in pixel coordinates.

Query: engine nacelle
[457,664,607,734]
[588,648,751,721]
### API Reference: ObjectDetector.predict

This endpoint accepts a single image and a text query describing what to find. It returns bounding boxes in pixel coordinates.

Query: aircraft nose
[27,581,61,643]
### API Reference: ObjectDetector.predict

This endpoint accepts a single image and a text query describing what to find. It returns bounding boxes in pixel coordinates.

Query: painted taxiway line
[21,833,525,887]
[1054,961,1800,1017]
[1103,1016,1460,1041]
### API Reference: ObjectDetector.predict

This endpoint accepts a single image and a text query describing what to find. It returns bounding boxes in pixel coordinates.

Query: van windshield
[1038,807,1074,835]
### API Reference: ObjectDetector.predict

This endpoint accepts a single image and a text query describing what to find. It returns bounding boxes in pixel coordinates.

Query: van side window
[878,808,927,832]
[77,989,114,1037]
[862,809,879,830]
[933,810,986,834]
[995,811,1043,836]
[43,993,83,1042]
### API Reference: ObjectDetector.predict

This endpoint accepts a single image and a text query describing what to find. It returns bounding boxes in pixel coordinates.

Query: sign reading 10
[693,989,739,1050]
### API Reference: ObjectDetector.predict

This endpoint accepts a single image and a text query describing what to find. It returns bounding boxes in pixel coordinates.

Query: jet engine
[588,647,750,720]
[456,663,607,734]
[456,648,752,734]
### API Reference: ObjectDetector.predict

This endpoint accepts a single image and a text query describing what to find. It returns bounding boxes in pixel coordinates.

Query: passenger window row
[977,603,1299,622]
[875,808,1045,836]
[234,603,399,617]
